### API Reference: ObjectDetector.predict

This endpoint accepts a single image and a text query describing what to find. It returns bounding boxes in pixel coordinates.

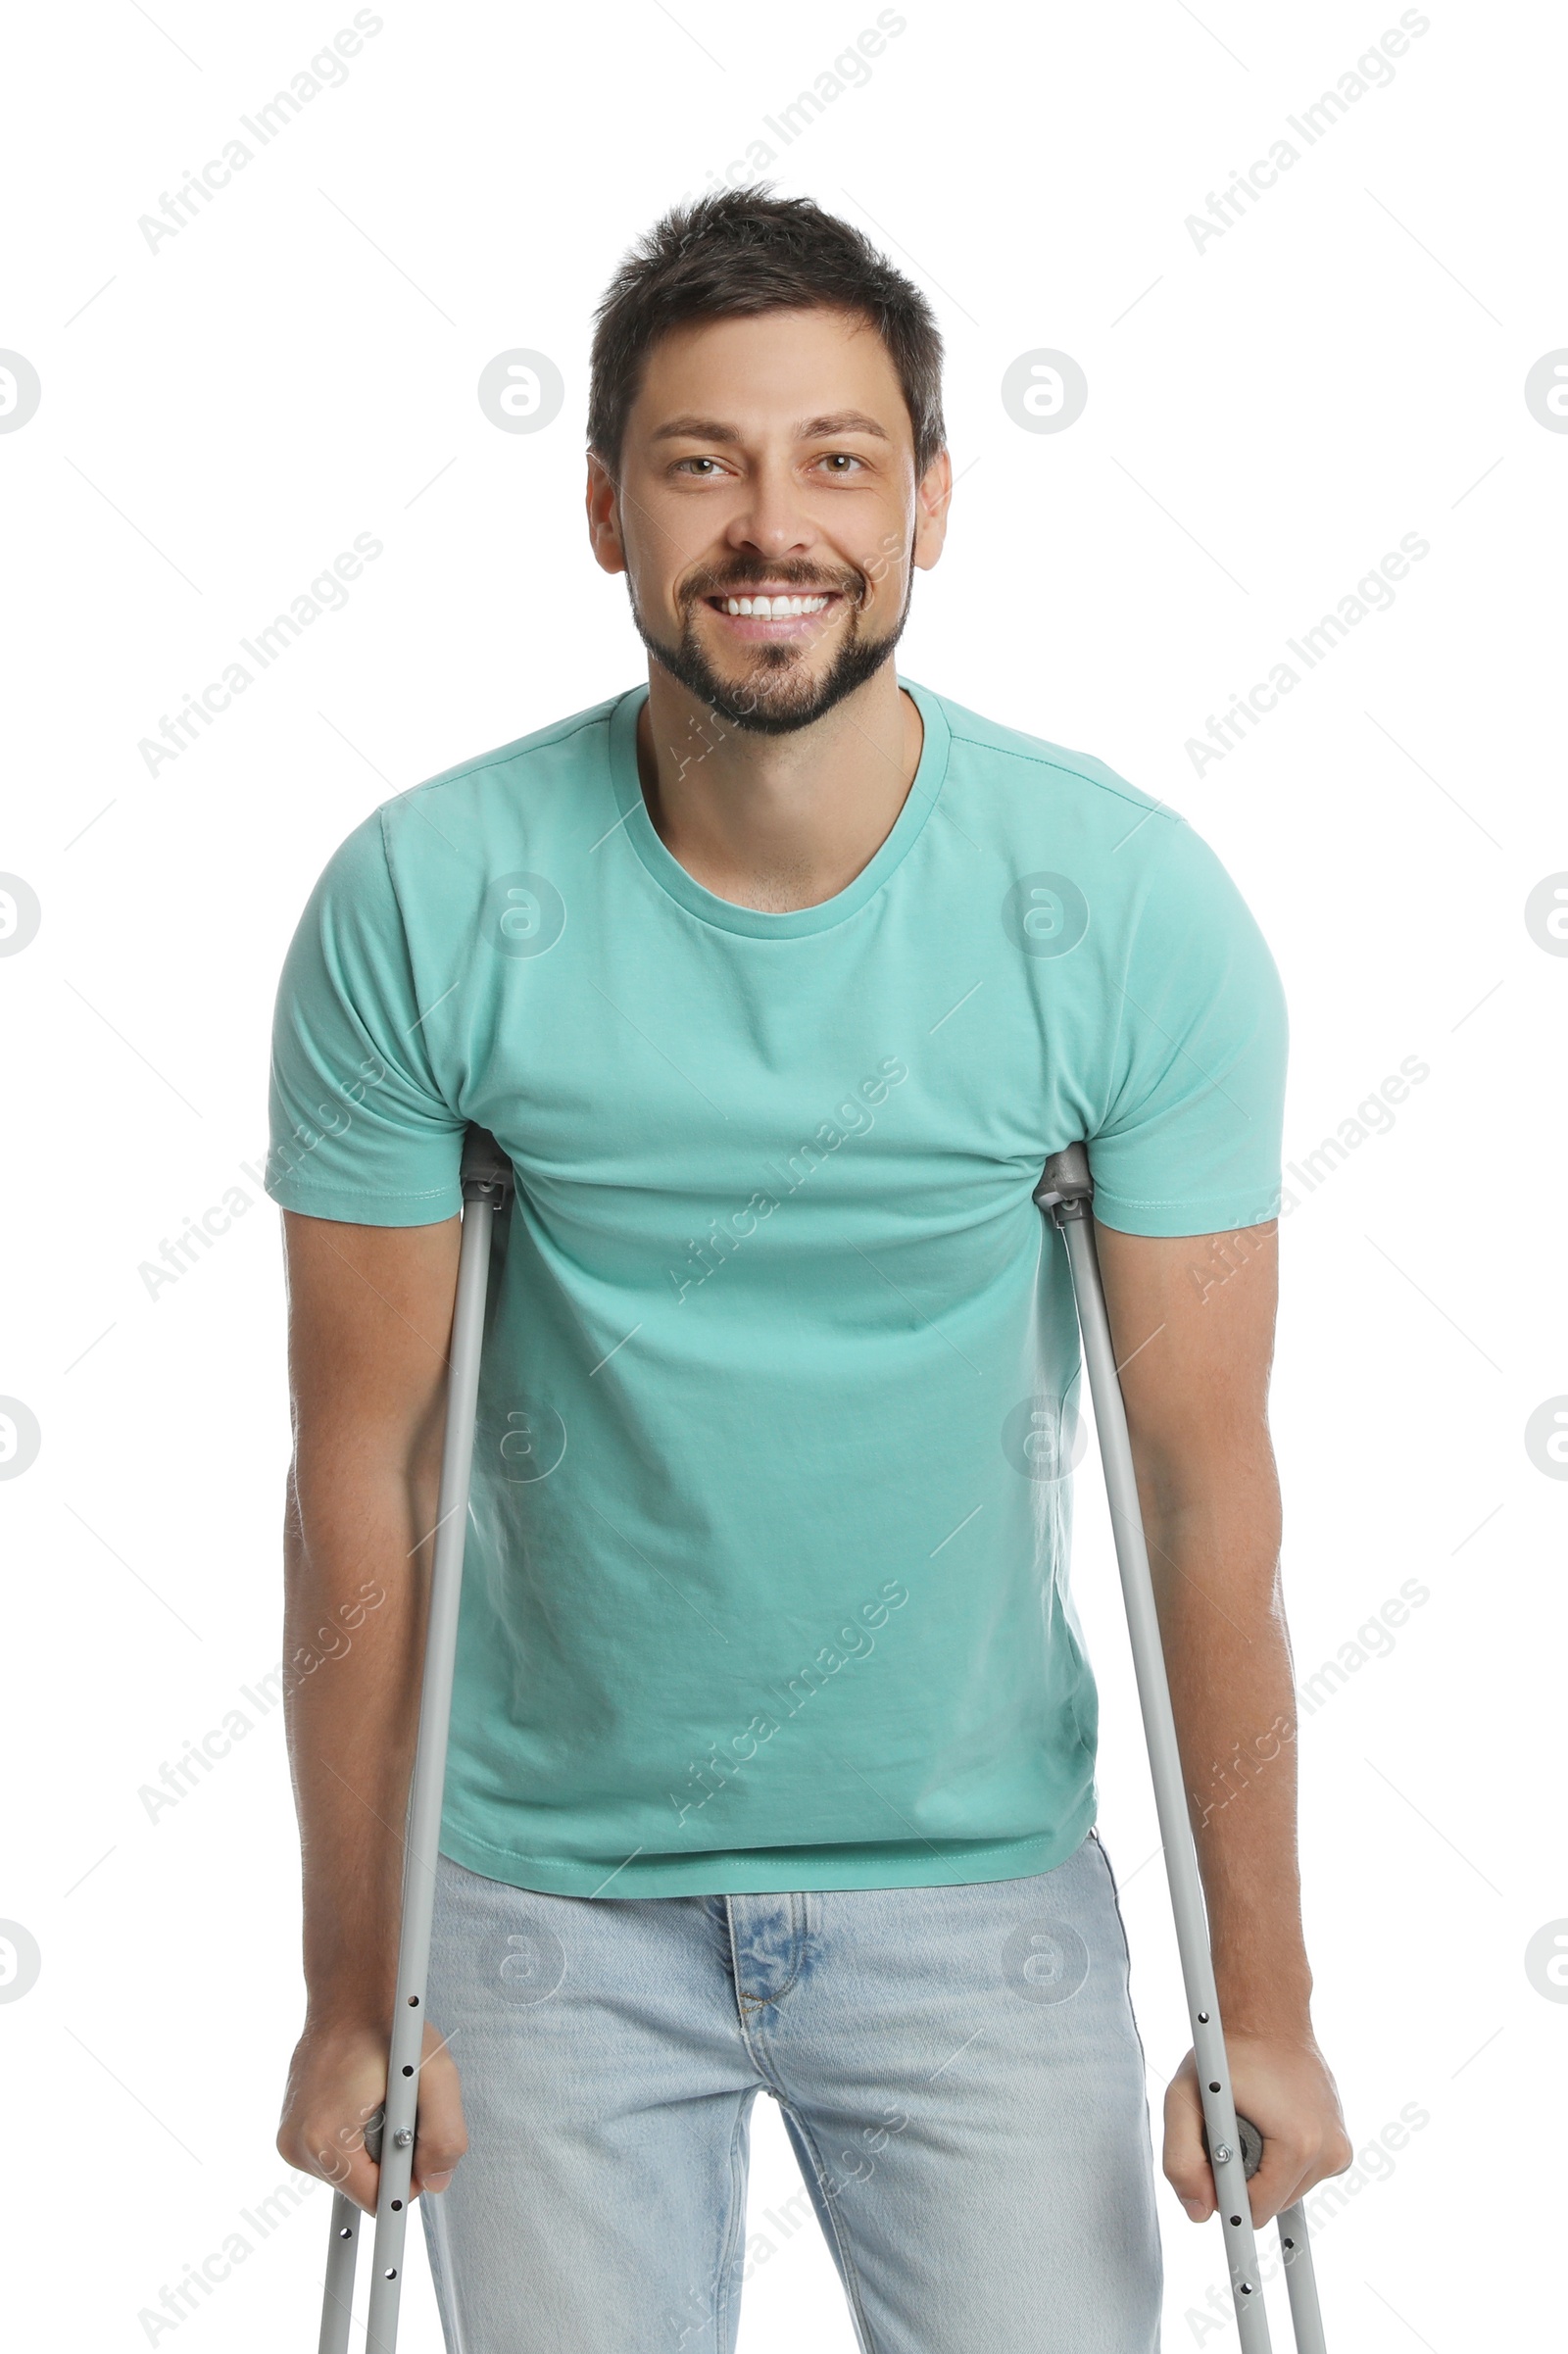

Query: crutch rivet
[1214,2144,1232,2164]
[394,2128,415,2147]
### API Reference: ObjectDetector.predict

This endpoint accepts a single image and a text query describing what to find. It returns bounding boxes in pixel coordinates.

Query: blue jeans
[420,1830,1162,2351]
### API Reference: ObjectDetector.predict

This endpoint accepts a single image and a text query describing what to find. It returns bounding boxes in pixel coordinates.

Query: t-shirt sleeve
[1087,816,1287,1238]
[265,809,466,1226]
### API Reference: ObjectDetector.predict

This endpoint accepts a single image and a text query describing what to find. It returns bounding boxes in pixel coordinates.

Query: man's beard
[628,564,914,737]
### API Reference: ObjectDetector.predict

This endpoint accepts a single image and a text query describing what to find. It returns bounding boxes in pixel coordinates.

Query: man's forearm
[282,1452,440,2023]
[1148,1474,1312,2037]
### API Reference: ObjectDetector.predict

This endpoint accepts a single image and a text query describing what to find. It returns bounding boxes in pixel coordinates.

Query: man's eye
[819,453,865,472]
[674,456,722,474]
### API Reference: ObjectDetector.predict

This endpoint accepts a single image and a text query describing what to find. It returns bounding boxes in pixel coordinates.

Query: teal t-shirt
[266,677,1286,1897]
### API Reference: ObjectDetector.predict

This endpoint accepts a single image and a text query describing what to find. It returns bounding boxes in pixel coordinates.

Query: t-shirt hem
[1090,1187,1281,1239]
[263,1178,462,1227]
[438,1790,1098,1897]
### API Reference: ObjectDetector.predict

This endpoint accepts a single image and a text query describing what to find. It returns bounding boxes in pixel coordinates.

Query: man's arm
[1094,1217,1352,2228]
[272,1207,469,2214]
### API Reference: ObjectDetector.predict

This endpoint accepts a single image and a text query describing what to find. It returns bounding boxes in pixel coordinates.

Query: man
[271,188,1349,2350]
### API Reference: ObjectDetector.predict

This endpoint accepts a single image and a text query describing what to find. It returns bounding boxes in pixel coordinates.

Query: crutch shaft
[364,1183,497,2349]
[1279,2200,1328,2353]
[1038,1143,1325,2351]
[314,1131,512,2353]
[317,2189,361,2354]
[1054,1207,1276,2349]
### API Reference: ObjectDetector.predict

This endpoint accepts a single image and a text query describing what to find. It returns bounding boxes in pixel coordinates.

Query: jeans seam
[422,2163,470,2354]
[775,2101,883,2354]
[710,2094,752,2354]
[1092,1832,1154,2086]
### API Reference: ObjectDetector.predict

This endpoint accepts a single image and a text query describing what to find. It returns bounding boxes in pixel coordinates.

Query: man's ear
[911,447,953,573]
[585,454,627,577]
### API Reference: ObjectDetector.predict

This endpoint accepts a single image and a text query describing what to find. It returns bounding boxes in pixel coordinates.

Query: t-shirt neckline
[606,673,951,938]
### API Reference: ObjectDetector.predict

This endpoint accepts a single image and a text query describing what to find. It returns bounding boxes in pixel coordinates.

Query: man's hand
[277,2014,468,2216]
[1163,2031,1351,2227]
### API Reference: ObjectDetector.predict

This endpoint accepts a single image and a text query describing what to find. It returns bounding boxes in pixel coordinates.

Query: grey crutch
[317,1126,514,2354]
[1035,1144,1327,2354]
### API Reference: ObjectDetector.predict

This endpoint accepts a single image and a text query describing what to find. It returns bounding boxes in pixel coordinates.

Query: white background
[2,2,1564,2347]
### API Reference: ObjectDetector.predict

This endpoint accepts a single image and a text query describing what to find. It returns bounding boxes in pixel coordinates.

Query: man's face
[587,306,948,734]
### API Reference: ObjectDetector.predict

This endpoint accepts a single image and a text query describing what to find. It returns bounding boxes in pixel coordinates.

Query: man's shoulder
[388,686,629,816]
[304,689,632,921]
[920,681,1182,832]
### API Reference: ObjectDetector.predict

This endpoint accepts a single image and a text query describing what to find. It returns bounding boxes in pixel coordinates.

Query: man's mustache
[683,568,863,605]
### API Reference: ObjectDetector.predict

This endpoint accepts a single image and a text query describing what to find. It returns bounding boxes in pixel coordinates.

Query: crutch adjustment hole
[402,2065,415,2076]
[338,2226,352,2239]
[1208,2081,1221,2091]
[1283,2236,1296,2249]
[1240,2283,1252,2295]
[1230,2215,1242,2226]
[408,1994,419,2005]
[384,2269,397,2280]
[391,2199,403,2212]
[1198,2011,1209,2023]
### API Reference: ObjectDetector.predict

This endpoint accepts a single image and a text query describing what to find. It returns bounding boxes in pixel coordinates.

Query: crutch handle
[461,1125,514,1199]
[1034,1141,1093,1219]
[1204,2111,1265,2180]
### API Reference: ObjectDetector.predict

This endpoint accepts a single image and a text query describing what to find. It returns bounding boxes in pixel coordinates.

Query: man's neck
[634,663,923,914]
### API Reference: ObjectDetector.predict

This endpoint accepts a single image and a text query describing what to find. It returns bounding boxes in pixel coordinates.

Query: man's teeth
[721,594,830,617]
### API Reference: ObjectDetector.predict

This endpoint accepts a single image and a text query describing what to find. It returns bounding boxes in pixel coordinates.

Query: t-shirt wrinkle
[374,806,459,1113]
[266,675,1286,1897]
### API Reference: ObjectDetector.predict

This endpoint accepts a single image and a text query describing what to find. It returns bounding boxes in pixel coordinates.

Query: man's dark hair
[587,186,946,482]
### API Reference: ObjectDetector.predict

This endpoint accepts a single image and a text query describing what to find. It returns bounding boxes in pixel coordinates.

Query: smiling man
[270,188,1349,2352]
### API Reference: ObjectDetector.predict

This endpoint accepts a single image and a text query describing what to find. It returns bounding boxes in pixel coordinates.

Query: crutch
[317,1126,514,2354]
[1035,1145,1326,2354]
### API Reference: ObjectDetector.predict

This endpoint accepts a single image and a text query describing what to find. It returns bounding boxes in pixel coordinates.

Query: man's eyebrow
[647,410,893,446]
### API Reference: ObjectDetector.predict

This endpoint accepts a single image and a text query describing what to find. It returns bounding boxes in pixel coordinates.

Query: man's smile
[698,586,846,640]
